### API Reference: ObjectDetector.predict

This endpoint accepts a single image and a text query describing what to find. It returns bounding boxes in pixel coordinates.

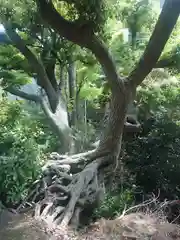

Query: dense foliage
[0,98,57,206]
[124,116,180,200]
[123,74,180,201]
[94,189,135,219]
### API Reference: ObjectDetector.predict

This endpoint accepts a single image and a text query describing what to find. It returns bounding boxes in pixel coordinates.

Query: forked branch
[37,0,91,47]
[36,0,122,92]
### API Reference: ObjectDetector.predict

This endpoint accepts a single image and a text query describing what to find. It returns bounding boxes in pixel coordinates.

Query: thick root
[17,150,108,229]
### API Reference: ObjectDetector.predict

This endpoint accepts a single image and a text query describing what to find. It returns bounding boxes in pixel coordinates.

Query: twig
[118,196,160,219]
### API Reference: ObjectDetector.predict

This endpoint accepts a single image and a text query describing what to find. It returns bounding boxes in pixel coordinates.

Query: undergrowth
[94,189,135,219]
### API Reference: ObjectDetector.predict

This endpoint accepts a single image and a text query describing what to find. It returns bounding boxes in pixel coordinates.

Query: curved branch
[90,37,122,92]
[39,96,54,118]
[5,86,40,102]
[37,0,91,47]
[5,86,54,119]
[3,23,58,112]
[128,0,180,87]
[36,0,122,92]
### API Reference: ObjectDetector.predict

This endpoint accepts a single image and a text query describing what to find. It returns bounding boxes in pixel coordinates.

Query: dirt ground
[0,210,52,240]
[1,210,180,240]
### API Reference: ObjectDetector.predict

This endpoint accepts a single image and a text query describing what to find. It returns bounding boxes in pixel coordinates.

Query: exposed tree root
[17,150,108,229]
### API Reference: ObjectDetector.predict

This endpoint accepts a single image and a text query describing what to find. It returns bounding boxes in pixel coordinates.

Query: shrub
[0,98,49,205]
[94,189,135,219]
[124,115,180,200]
[124,73,180,200]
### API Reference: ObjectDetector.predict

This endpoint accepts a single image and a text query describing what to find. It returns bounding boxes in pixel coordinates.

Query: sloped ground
[1,210,180,240]
[0,210,52,240]
[82,213,180,240]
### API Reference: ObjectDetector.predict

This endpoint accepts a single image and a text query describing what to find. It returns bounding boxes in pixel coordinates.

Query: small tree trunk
[68,60,77,127]
[39,94,75,154]
[131,28,137,48]
[59,65,65,91]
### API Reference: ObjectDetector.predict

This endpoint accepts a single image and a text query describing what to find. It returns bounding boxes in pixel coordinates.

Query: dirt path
[0,210,51,240]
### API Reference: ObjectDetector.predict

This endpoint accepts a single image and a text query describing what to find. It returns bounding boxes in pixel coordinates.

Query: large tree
[0,0,144,153]
[1,0,180,229]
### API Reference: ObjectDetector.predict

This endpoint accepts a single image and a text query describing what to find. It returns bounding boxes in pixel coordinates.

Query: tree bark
[41,48,58,91]
[97,87,128,156]
[39,95,74,154]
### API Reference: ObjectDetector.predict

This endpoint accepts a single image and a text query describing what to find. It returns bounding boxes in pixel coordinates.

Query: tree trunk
[67,60,77,126]
[97,90,128,157]
[39,94,75,154]
[131,28,137,48]
[59,65,65,92]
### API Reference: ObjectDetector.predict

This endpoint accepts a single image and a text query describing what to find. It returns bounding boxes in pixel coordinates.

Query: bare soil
[1,210,180,240]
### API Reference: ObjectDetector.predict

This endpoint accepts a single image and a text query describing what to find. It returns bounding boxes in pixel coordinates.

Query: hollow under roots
[17,150,108,229]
